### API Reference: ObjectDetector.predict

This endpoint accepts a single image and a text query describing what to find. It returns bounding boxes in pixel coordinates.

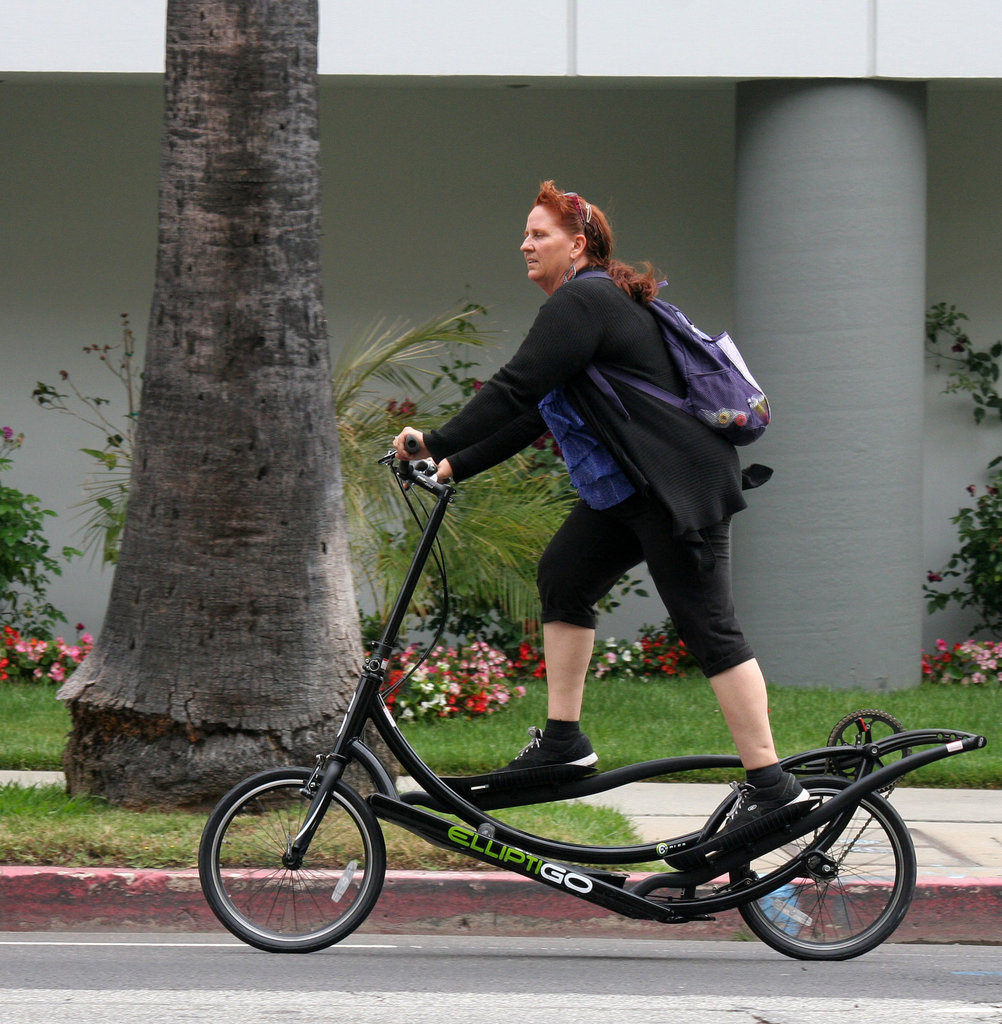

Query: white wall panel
[877,0,1002,78]
[0,0,166,73]
[318,1,569,76]
[5,0,1002,79]
[576,0,873,78]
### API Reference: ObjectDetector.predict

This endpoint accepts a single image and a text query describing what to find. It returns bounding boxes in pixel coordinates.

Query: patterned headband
[565,191,593,225]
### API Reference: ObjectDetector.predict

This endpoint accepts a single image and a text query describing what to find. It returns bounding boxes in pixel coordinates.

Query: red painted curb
[1,867,1000,943]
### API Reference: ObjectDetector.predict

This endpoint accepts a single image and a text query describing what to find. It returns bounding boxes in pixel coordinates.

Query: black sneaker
[489,726,598,784]
[661,773,813,870]
[719,772,813,843]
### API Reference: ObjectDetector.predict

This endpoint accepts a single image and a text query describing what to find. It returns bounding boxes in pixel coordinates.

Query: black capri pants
[537,493,754,678]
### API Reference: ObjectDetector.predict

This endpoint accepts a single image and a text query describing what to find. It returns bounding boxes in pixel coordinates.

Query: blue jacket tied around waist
[538,386,636,510]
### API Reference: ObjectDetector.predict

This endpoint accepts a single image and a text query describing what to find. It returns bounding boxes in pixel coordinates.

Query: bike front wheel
[734,777,916,960]
[198,767,386,953]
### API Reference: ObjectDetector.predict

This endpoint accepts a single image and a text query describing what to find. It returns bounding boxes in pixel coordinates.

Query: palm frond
[333,305,492,416]
[334,302,576,636]
[72,463,132,566]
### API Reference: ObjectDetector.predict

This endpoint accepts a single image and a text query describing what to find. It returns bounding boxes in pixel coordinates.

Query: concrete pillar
[732,80,927,690]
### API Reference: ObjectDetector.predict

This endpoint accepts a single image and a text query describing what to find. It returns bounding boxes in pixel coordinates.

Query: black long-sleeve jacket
[424,274,747,537]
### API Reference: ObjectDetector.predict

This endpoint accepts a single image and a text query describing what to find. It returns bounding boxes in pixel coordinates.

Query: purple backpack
[579,271,770,446]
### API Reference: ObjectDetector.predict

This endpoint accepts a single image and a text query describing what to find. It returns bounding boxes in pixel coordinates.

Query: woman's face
[520,204,585,296]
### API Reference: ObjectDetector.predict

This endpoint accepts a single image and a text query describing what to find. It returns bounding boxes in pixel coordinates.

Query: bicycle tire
[826,708,911,794]
[734,777,916,960]
[198,767,386,953]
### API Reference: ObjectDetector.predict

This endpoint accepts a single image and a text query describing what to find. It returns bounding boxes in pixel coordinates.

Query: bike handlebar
[385,445,454,498]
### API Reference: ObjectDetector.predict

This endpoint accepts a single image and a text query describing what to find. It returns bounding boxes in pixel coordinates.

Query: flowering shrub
[510,640,547,679]
[1,624,94,684]
[593,621,699,680]
[379,622,699,724]
[637,622,699,676]
[592,637,646,680]
[383,641,526,721]
[922,638,1002,686]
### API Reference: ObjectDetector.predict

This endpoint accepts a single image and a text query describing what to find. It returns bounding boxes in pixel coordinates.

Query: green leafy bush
[926,302,1002,425]
[32,315,138,566]
[925,465,1002,634]
[0,428,79,637]
[925,304,1002,635]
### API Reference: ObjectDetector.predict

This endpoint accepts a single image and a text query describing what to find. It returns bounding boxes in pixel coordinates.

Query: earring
[562,263,577,284]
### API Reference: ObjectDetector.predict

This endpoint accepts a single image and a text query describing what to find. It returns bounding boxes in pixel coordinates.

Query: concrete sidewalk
[2,772,1000,942]
[578,781,1002,881]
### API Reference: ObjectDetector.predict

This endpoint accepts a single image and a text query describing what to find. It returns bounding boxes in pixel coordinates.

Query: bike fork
[284,753,347,867]
[287,660,388,864]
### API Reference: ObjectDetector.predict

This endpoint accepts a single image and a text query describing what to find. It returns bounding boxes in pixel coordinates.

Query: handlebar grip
[404,434,421,454]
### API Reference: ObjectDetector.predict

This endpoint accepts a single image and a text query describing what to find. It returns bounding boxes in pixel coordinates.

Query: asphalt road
[1,932,1001,1023]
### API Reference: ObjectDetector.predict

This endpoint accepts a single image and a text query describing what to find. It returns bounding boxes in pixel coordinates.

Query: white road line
[0,940,397,949]
[2,991,1000,1024]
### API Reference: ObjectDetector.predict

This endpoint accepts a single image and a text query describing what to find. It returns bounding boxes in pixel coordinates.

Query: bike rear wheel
[734,777,916,960]
[198,767,386,953]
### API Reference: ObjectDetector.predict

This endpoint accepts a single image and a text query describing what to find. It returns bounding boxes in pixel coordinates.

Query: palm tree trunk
[59,0,361,807]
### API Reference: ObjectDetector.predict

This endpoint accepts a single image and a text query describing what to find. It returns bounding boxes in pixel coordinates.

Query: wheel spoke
[734,778,916,960]
[198,769,386,953]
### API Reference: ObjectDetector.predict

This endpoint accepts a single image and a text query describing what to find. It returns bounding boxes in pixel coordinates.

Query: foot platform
[662,796,820,870]
[441,762,598,794]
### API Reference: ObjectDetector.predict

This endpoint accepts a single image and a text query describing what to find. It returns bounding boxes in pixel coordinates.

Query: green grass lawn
[397,675,1000,789]
[0,676,997,868]
[2,676,998,785]
[0,779,639,871]
[0,681,73,771]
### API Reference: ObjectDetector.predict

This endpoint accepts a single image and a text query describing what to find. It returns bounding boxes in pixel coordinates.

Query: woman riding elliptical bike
[393,180,811,841]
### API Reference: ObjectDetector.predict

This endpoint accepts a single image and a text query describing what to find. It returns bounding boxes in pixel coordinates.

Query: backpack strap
[584,365,631,419]
[574,267,611,282]
[590,362,686,414]
[576,267,685,418]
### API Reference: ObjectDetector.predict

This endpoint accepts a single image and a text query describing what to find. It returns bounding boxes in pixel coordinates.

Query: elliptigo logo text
[447,824,594,894]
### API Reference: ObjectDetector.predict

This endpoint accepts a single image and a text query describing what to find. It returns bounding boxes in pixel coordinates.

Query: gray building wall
[2,77,1000,682]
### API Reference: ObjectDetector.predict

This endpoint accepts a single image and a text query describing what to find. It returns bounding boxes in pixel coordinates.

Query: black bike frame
[288,456,987,924]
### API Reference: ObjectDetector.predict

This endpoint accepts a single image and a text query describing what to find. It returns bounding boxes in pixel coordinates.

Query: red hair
[533,180,662,303]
